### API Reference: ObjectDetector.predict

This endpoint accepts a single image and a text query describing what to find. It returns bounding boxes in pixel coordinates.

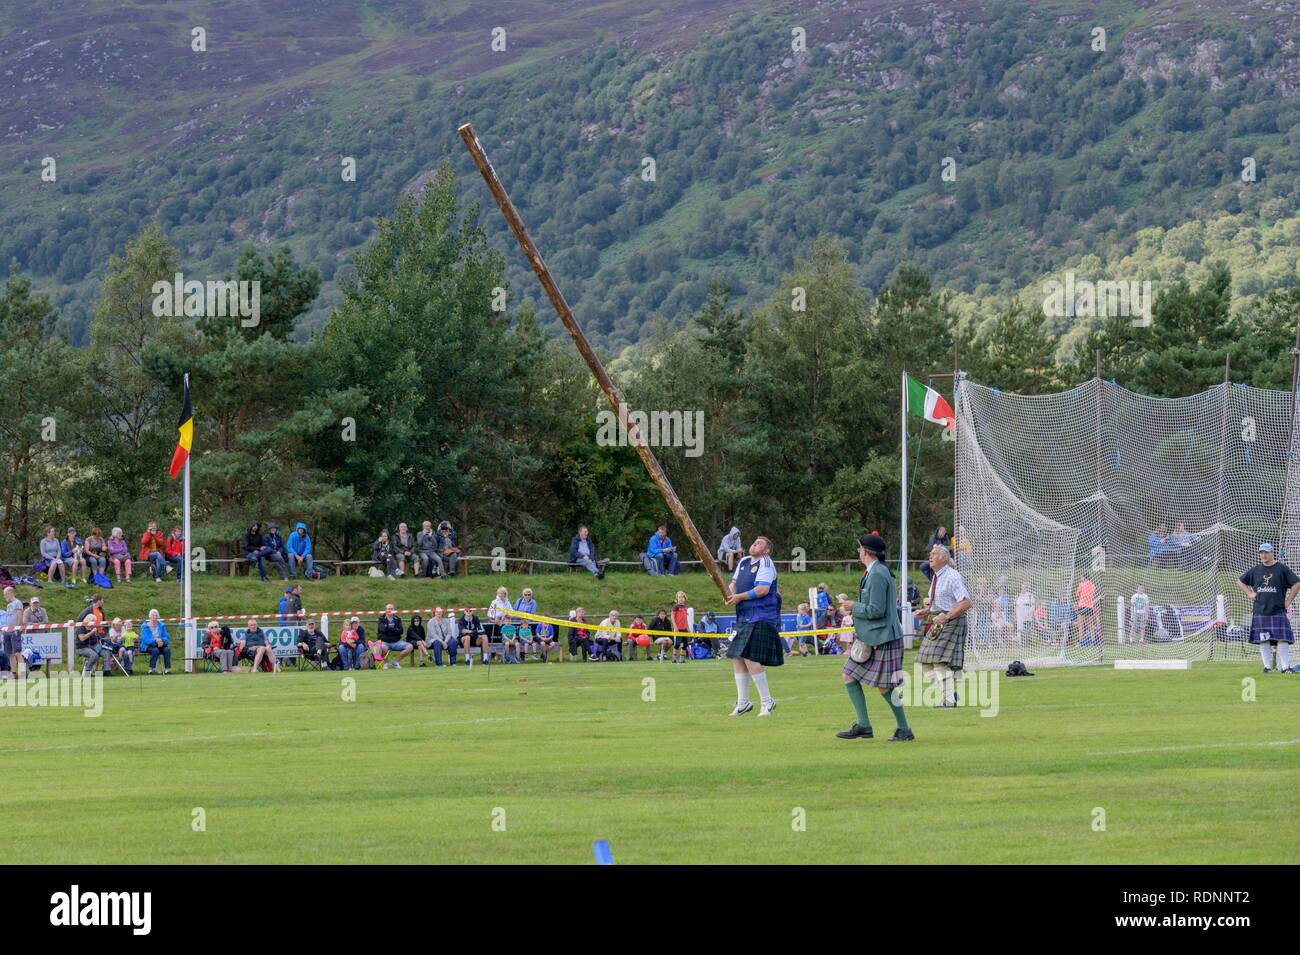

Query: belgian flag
[168,376,192,479]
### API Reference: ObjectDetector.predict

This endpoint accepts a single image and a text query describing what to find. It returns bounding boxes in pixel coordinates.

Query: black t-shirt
[1240,562,1299,616]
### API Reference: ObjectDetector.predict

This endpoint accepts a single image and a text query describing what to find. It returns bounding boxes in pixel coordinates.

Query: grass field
[3,651,1296,863]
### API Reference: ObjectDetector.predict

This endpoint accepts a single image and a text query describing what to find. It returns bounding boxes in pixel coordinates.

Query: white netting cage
[953,377,1299,667]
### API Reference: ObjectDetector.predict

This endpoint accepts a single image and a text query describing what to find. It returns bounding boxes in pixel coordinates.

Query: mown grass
[2,654,1294,863]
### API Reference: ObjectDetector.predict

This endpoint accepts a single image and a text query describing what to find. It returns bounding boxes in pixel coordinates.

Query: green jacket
[851,560,902,648]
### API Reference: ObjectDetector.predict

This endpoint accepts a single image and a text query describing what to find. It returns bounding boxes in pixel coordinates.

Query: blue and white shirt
[733,555,780,624]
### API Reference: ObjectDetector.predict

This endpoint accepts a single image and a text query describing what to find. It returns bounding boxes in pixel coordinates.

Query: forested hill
[3,0,1300,347]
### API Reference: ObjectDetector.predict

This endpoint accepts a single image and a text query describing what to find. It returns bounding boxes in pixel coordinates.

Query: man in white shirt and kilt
[1236,542,1300,673]
[917,544,971,707]
[725,536,783,716]
[837,533,913,741]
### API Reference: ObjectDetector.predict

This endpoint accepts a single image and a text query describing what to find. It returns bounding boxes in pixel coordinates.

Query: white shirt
[488,598,511,623]
[930,565,969,613]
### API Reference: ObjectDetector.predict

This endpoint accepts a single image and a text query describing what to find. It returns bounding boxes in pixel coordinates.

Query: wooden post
[458,123,731,600]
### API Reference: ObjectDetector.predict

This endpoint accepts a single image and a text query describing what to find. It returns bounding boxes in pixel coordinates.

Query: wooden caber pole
[458,123,731,600]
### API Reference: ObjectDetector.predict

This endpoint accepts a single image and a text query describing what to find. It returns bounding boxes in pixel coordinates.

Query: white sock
[751,671,772,706]
[1261,643,1273,668]
[1279,643,1292,670]
[734,671,750,704]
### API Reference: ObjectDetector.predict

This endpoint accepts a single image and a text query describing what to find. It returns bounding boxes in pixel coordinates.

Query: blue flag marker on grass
[593,839,614,865]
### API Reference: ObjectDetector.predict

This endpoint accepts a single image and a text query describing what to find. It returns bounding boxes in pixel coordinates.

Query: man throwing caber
[1236,543,1300,674]
[917,543,971,707]
[725,536,783,716]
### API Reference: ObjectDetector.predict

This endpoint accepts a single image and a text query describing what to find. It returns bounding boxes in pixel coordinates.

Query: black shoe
[887,728,916,742]
[836,723,873,740]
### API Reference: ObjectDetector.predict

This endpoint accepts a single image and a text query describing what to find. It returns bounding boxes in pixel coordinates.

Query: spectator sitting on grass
[717,526,743,571]
[286,522,314,580]
[376,603,411,668]
[568,608,594,661]
[62,527,87,587]
[140,609,172,675]
[107,527,133,583]
[297,618,329,668]
[648,609,674,661]
[40,526,68,587]
[372,529,398,580]
[406,613,429,665]
[427,607,459,666]
[83,527,107,581]
[458,607,486,666]
[338,617,365,671]
[569,526,605,579]
[595,611,622,661]
[394,522,416,578]
[646,525,679,576]
[205,620,235,673]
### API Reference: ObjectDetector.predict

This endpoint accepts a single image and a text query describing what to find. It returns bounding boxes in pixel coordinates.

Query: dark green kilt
[726,620,785,667]
[916,614,966,670]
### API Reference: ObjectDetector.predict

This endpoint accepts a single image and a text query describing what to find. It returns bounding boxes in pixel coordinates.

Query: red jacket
[165,535,184,559]
[138,530,165,560]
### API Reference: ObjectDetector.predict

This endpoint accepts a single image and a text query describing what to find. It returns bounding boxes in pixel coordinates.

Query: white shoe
[758,699,777,717]
[729,700,754,716]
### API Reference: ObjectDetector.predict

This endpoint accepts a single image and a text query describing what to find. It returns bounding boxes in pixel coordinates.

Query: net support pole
[1279,316,1300,550]
[458,123,730,601]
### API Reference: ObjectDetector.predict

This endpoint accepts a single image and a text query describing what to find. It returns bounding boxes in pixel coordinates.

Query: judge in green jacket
[836,532,914,742]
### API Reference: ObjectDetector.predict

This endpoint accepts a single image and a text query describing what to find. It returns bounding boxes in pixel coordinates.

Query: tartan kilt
[726,619,785,667]
[916,614,966,670]
[842,638,903,689]
[1249,613,1295,645]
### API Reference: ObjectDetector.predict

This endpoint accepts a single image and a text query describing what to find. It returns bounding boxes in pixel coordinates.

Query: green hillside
[3,0,1298,347]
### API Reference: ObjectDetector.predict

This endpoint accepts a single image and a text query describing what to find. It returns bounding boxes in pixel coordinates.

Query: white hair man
[917,544,971,707]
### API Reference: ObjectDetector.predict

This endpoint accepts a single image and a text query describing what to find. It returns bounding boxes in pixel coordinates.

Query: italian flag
[907,374,954,427]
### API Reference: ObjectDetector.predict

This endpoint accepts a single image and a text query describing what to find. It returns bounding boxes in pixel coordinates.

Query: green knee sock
[881,688,910,731]
[846,682,871,728]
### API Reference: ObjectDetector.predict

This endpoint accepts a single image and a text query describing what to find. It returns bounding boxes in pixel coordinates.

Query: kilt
[916,614,966,669]
[726,619,785,667]
[1249,613,1294,645]
[842,638,903,689]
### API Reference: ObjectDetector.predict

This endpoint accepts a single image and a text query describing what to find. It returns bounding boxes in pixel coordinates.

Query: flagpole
[900,369,909,590]
[182,373,194,673]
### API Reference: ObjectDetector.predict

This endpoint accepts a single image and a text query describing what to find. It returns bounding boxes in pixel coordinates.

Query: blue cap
[1259,543,1275,553]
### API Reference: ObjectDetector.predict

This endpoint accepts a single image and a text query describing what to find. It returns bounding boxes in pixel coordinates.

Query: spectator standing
[372,530,398,580]
[436,521,460,576]
[417,521,444,579]
[487,586,512,643]
[107,527,133,583]
[1127,583,1150,644]
[428,607,459,666]
[717,526,743,571]
[40,526,68,587]
[1014,581,1036,640]
[1173,521,1193,569]
[1148,525,1170,570]
[62,527,87,586]
[790,602,813,656]
[569,526,604,578]
[1075,576,1100,645]
[646,525,680,576]
[816,583,834,629]
[286,522,314,580]
[920,526,952,582]
[140,609,172,674]
[671,591,691,663]
[2,586,23,677]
